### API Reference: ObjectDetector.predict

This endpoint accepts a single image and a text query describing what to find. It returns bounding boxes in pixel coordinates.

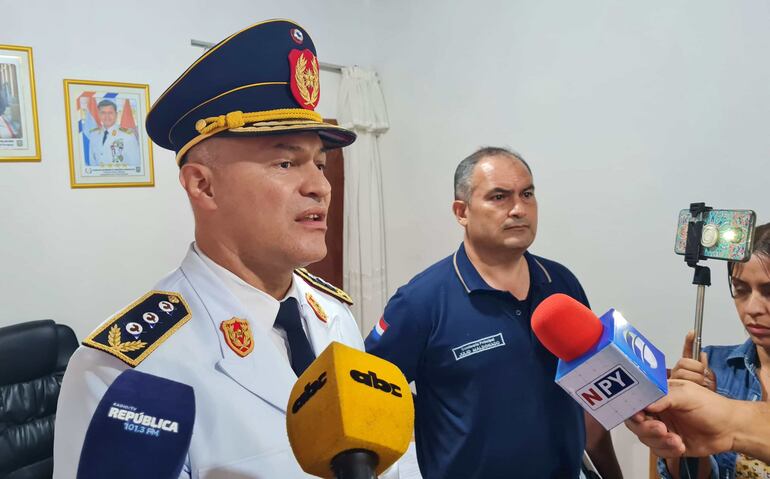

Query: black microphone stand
[683,202,711,360]
[331,450,379,479]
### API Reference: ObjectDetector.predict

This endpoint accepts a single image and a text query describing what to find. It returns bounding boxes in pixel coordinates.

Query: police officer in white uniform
[87,99,140,166]
[54,20,373,478]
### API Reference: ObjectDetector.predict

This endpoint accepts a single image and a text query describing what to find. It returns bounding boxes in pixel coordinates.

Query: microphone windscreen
[286,342,414,478]
[76,369,195,479]
[532,293,603,361]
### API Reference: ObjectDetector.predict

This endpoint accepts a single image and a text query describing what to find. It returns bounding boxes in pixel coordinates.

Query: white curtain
[337,67,389,335]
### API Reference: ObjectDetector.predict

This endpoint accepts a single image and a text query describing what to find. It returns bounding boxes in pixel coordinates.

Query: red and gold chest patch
[305,292,328,323]
[289,49,320,110]
[220,317,254,358]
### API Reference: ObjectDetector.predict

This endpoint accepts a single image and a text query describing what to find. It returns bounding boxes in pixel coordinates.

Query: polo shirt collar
[452,242,552,294]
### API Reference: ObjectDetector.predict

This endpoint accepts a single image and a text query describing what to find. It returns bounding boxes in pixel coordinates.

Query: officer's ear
[452,200,469,227]
[180,162,217,211]
[180,144,217,211]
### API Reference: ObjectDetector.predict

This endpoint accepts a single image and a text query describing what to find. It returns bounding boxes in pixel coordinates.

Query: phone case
[674,209,756,261]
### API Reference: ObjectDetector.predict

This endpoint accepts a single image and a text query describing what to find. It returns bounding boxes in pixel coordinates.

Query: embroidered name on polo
[452,333,506,361]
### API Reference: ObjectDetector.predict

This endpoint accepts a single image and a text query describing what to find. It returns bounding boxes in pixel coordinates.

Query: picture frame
[0,44,41,162]
[64,79,154,188]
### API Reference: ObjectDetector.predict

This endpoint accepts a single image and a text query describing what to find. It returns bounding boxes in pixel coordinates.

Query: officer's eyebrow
[272,142,327,155]
[273,143,304,152]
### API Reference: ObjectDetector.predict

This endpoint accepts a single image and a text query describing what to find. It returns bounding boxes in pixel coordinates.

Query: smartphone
[674,209,756,262]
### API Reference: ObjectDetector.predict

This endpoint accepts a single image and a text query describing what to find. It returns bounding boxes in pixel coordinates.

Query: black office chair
[0,320,78,479]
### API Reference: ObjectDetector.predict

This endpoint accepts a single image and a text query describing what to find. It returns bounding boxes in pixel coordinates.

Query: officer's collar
[452,242,551,294]
[192,242,297,331]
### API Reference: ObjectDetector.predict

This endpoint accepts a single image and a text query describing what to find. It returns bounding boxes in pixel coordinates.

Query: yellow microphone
[286,341,414,479]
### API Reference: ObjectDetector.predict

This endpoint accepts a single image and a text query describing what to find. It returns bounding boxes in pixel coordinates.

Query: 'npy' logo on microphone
[576,366,637,410]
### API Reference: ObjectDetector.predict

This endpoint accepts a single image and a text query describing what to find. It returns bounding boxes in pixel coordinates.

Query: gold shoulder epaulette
[82,291,192,367]
[119,127,134,134]
[89,127,101,133]
[294,268,353,305]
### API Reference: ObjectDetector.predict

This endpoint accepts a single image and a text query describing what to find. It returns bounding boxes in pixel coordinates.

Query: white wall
[0,0,375,341]
[367,1,770,478]
[373,0,770,357]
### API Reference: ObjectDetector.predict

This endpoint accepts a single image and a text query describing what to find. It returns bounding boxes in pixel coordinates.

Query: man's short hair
[97,99,117,111]
[453,146,532,202]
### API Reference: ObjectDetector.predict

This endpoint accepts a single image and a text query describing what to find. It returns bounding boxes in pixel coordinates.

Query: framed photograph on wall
[0,44,41,162]
[64,79,154,188]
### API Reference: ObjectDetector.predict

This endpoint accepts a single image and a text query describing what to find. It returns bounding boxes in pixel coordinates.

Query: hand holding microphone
[625,379,770,463]
[286,341,414,479]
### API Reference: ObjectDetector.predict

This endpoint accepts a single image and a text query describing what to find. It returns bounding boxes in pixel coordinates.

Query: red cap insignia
[289,49,320,110]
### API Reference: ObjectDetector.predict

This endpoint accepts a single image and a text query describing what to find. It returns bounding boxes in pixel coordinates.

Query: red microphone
[531,293,603,361]
[531,293,667,429]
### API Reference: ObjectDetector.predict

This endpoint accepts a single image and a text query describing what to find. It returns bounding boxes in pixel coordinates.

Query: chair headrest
[0,320,77,385]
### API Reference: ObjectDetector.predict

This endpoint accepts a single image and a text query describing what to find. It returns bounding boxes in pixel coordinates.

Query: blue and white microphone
[532,294,667,430]
[76,369,195,479]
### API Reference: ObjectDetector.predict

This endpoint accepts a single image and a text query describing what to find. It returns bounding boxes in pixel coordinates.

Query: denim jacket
[657,339,765,479]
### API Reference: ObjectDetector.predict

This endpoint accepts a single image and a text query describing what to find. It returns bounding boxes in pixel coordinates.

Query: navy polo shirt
[365,244,588,479]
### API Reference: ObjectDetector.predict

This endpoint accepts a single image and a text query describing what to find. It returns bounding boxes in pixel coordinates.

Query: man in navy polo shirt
[365,147,622,478]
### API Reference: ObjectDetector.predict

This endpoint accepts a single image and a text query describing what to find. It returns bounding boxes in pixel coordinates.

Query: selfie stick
[684,202,712,360]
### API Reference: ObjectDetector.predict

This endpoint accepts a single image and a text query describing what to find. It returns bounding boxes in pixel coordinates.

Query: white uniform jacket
[87,125,140,166]
[53,246,365,478]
